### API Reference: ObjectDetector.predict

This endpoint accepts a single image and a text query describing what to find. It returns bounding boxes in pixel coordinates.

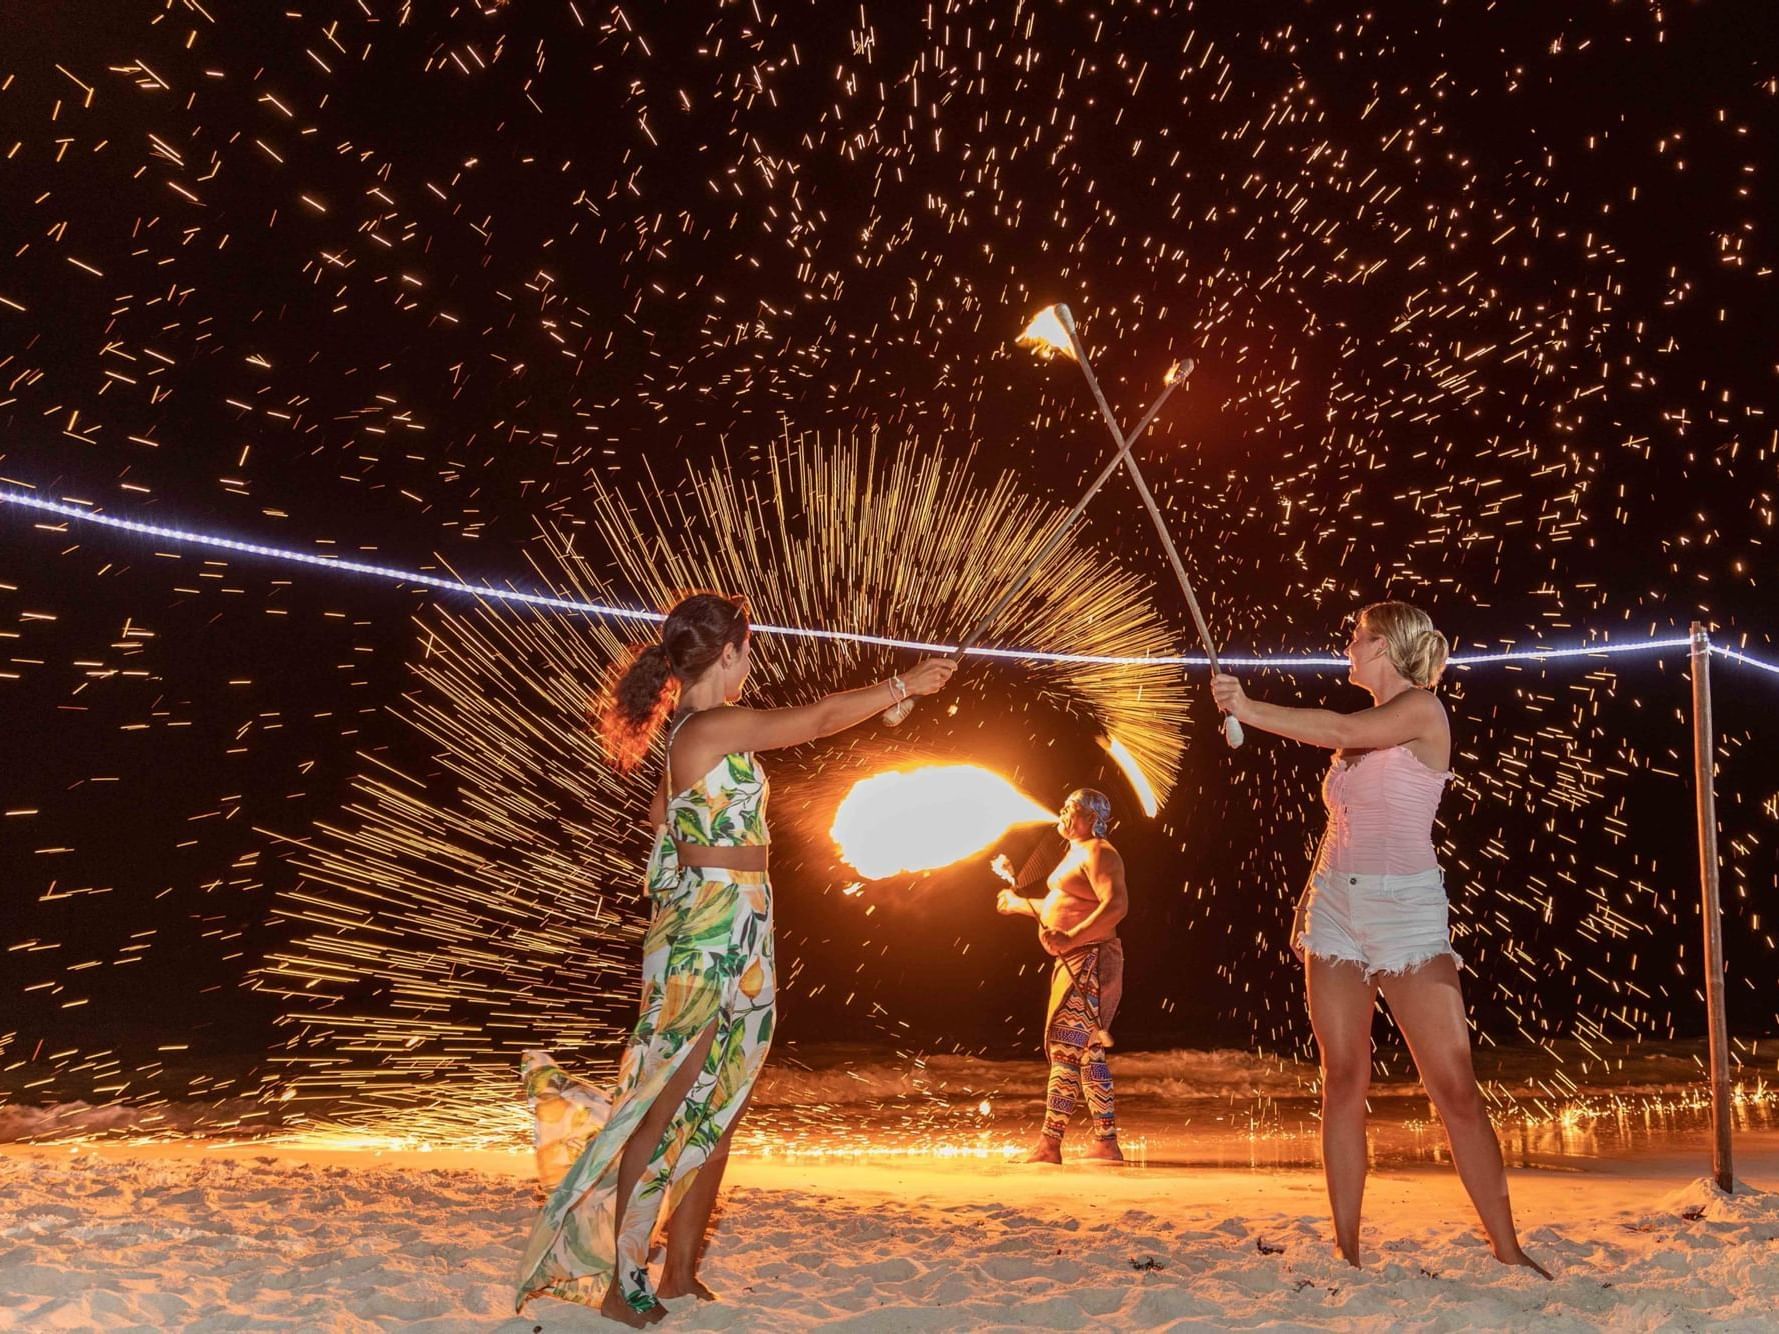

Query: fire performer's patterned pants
[1041,939,1124,1141]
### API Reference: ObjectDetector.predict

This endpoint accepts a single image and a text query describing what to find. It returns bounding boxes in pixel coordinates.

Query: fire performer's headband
[1062,788,1112,838]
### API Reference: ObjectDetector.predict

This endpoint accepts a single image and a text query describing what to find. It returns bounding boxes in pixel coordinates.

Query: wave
[0,1098,288,1144]
[4,1040,1760,1146]
[752,1039,1766,1109]
[751,1046,1319,1109]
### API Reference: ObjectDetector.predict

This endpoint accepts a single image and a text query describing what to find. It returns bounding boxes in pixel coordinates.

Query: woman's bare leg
[600,1021,719,1326]
[1379,958,1550,1278]
[657,1082,756,1300]
[1307,956,1379,1267]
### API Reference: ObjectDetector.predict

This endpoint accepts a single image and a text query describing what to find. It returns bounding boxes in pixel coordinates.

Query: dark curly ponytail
[600,592,749,772]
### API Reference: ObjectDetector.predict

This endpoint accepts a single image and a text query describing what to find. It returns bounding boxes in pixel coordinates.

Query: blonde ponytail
[1360,602,1448,687]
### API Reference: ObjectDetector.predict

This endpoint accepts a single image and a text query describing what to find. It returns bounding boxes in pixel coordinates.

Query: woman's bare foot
[1493,1246,1553,1280]
[1083,1137,1125,1163]
[600,1285,665,1327]
[1022,1137,1063,1164]
[657,1271,720,1302]
[1335,1242,1362,1269]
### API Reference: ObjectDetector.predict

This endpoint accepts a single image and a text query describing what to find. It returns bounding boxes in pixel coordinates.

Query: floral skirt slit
[515,857,774,1315]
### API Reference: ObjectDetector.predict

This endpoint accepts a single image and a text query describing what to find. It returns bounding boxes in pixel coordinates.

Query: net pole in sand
[1690,621,1734,1194]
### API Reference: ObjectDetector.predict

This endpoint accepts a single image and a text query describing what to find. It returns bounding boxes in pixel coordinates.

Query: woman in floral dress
[516,592,956,1325]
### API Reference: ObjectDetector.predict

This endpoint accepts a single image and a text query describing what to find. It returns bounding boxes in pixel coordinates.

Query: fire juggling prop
[881,321,1192,727]
[1023,303,1246,750]
[830,766,1054,880]
[885,303,1241,753]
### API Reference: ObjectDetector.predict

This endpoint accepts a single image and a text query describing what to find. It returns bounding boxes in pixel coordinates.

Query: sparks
[1099,735,1161,818]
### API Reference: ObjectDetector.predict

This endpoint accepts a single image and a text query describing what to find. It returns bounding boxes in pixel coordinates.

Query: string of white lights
[2,486,1772,676]
[1709,645,1779,678]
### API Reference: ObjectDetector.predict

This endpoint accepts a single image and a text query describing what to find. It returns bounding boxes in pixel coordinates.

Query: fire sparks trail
[1100,735,1161,819]
[569,434,1192,802]
[831,766,1053,880]
[246,437,1184,1140]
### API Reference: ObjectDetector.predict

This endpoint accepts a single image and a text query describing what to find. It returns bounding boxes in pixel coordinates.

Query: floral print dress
[515,739,774,1315]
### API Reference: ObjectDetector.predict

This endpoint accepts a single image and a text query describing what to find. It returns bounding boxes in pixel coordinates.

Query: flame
[1099,734,1161,817]
[1163,359,1185,385]
[831,765,1054,879]
[1016,304,1076,360]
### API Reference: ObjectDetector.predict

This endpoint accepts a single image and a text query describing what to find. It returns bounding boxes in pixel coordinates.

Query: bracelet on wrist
[890,674,908,702]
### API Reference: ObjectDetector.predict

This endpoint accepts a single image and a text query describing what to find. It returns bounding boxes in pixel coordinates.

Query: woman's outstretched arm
[1210,674,1441,752]
[701,656,957,755]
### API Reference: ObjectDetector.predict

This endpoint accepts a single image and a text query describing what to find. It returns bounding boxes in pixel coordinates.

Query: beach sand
[3,1136,1777,1330]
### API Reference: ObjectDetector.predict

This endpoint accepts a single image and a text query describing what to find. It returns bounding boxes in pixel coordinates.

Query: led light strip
[1709,645,1779,678]
[2,487,1771,676]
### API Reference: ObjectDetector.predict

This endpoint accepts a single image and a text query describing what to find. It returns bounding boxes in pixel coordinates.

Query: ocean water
[734,1040,1779,1169]
[5,1040,1776,1171]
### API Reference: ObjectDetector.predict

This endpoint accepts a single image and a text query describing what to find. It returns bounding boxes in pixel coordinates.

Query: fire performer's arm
[991,854,1045,920]
[697,657,957,754]
[995,888,1042,918]
[1043,844,1128,949]
[1208,675,1442,752]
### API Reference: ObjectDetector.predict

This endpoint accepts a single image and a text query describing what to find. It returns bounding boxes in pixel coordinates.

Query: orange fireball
[831,765,1053,879]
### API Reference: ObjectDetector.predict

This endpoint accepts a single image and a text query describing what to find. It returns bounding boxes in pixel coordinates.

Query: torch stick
[880,362,1191,724]
[1053,305,1244,750]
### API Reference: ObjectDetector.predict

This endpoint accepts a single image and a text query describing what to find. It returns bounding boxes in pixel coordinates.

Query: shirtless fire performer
[992,788,1130,1163]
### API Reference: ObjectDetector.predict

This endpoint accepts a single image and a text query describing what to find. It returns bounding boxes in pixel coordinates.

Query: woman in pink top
[1211,602,1547,1278]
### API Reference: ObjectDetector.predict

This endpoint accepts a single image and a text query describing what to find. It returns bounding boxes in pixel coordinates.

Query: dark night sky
[1,0,1776,1116]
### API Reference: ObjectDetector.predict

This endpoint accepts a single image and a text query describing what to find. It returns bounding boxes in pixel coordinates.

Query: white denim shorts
[1292,866,1461,979]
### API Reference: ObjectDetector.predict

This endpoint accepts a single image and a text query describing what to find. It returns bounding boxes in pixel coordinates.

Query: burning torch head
[1059,787,1112,840]
[1017,304,1078,360]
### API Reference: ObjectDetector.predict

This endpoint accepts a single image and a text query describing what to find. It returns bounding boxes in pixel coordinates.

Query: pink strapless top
[1314,745,1449,877]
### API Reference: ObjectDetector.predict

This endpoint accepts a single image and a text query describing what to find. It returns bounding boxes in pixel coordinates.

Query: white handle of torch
[1189,666,1246,749]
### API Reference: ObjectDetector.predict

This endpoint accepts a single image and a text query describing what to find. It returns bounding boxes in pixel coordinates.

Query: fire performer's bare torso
[1038,840,1124,953]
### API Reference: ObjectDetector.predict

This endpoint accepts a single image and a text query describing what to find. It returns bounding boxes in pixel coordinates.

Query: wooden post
[1691,622,1734,1193]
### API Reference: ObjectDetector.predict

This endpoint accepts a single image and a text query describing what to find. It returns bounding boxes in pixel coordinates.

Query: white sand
[3,1139,1777,1330]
